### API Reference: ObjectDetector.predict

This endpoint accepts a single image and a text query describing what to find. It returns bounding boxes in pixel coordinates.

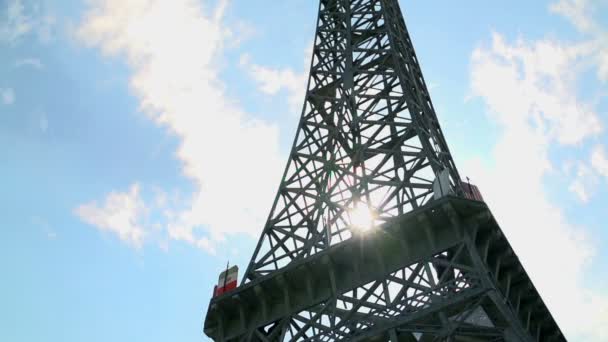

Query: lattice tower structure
[204,0,566,341]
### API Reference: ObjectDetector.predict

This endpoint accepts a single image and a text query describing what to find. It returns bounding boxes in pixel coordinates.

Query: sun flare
[349,202,376,233]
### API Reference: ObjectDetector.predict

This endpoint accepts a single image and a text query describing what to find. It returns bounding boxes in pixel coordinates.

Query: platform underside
[204,196,565,341]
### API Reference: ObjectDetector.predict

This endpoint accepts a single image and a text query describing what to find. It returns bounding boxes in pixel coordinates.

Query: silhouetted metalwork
[204,0,566,340]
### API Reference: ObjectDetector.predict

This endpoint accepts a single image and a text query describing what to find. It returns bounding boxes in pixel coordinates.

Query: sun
[349,201,376,233]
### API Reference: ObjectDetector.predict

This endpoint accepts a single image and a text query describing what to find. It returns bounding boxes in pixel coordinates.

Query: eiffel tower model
[204,0,566,340]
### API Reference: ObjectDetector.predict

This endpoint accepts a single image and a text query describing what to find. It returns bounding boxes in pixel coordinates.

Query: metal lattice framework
[272,243,488,341]
[204,0,567,341]
[244,0,461,282]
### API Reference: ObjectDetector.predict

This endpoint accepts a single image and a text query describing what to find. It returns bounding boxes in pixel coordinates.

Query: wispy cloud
[75,184,147,249]
[467,3,608,337]
[31,216,57,240]
[551,0,608,81]
[239,45,311,113]
[0,0,31,43]
[591,144,608,179]
[75,0,285,253]
[0,0,55,45]
[568,162,598,202]
[15,57,44,69]
[568,143,608,203]
[1,87,15,105]
[550,0,599,33]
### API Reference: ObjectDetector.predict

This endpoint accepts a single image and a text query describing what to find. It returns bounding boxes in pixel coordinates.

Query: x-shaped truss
[244,0,462,283]
[242,244,506,341]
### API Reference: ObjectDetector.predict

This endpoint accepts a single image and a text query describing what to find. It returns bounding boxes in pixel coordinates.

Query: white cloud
[550,0,598,33]
[1,87,15,105]
[0,0,55,44]
[591,144,608,178]
[568,162,598,202]
[472,33,602,145]
[75,184,147,249]
[548,0,608,205]
[0,0,31,43]
[167,223,215,254]
[240,43,312,113]
[468,27,607,340]
[225,20,257,48]
[15,57,44,69]
[551,0,608,82]
[76,0,285,251]
[569,144,608,202]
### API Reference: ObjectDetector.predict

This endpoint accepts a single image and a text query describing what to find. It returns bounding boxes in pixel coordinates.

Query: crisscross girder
[244,0,462,283]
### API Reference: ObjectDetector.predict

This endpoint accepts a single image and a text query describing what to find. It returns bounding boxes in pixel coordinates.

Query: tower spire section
[244,0,462,282]
[204,0,566,341]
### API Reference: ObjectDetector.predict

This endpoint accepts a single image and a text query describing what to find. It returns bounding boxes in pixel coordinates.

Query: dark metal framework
[245,0,461,281]
[204,0,566,341]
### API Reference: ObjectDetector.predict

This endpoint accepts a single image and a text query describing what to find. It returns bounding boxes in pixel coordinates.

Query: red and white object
[461,181,484,202]
[213,265,238,297]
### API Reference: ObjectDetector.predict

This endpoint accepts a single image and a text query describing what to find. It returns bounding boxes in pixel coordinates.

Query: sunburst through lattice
[244,0,462,282]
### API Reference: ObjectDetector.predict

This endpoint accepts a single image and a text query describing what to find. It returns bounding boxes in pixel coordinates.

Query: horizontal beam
[204,196,566,341]
[204,197,485,340]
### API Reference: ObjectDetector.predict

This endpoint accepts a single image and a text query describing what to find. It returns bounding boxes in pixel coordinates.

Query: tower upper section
[244,0,463,282]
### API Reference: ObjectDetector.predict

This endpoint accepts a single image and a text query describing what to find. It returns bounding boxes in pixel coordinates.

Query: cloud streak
[75,184,147,249]
[15,57,43,69]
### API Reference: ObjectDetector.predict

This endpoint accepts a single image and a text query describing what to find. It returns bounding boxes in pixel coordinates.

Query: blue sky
[1,0,608,341]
